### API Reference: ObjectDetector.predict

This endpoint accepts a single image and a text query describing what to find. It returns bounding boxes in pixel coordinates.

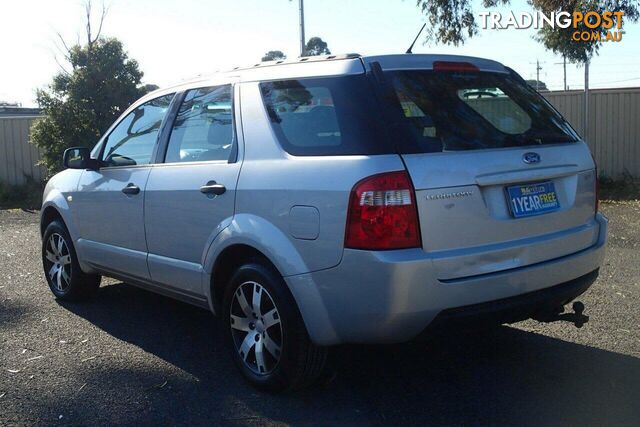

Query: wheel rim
[230,281,283,375]
[44,233,72,293]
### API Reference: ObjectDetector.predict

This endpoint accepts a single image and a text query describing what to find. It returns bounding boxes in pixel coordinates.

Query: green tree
[262,50,287,61]
[303,36,331,56]
[532,0,638,63]
[31,2,152,175]
[415,0,638,63]
[140,84,160,93]
[525,79,549,91]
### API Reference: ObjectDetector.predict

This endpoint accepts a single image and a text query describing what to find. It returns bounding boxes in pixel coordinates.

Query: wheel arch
[40,205,65,236]
[209,244,281,314]
[40,192,92,273]
[40,191,76,241]
[203,213,310,314]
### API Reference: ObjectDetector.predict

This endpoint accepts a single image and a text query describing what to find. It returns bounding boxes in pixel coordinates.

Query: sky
[1,0,639,107]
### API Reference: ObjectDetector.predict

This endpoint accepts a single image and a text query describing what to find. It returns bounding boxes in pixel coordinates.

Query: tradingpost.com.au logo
[479,10,625,42]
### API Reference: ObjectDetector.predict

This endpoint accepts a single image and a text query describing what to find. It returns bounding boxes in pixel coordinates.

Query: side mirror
[63,147,96,169]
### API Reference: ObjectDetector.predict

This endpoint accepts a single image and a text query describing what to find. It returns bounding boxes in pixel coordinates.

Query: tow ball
[534,301,589,328]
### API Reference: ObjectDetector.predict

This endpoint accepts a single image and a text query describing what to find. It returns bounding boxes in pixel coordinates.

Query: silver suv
[40,54,608,391]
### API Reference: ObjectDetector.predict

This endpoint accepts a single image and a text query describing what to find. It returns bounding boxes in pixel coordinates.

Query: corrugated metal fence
[0,116,45,186]
[0,88,638,184]
[543,88,640,179]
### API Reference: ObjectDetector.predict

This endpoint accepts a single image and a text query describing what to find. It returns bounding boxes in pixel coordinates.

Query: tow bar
[534,301,589,328]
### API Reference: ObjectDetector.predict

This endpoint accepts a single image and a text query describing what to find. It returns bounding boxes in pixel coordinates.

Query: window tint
[386,71,578,153]
[260,76,393,156]
[102,94,174,166]
[165,86,234,163]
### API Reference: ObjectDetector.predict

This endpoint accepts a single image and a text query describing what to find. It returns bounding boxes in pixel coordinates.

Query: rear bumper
[421,268,599,336]
[286,213,608,345]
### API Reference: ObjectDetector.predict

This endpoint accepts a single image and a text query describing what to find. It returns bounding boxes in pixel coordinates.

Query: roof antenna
[406,23,427,54]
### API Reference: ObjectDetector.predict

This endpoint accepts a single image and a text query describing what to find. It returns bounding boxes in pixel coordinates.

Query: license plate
[506,181,560,218]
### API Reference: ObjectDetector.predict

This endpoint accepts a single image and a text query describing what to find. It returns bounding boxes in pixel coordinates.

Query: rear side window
[165,85,234,163]
[386,70,579,153]
[260,75,392,156]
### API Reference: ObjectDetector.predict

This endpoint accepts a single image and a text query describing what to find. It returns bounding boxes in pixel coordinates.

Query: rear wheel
[223,261,327,392]
[42,220,100,301]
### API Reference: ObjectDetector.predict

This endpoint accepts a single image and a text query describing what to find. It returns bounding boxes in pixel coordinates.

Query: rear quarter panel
[236,82,405,275]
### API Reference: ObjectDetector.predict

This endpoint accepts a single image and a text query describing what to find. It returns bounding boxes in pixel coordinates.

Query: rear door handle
[200,180,226,196]
[121,183,140,195]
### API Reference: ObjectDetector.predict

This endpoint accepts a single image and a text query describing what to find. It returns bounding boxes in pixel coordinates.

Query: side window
[259,76,392,156]
[101,94,174,167]
[261,81,341,153]
[165,85,234,163]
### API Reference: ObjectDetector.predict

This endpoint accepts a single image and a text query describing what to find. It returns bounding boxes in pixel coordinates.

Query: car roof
[139,53,510,103]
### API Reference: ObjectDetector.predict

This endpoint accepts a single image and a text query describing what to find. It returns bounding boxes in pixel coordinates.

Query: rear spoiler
[361,54,509,74]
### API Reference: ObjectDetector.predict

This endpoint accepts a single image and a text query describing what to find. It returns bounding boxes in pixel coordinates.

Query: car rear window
[385,70,579,153]
[260,75,393,156]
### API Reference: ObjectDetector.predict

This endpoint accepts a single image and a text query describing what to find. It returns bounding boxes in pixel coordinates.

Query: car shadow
[57,282,640,426]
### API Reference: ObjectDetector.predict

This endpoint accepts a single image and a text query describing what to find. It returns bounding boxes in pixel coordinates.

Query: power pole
[554,56,569,91]
[530,60,544,91]
[299,0,306,57]
[563,56,567,91]
[535,59,542,91]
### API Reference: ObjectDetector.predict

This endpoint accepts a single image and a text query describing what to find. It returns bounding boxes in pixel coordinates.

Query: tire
[222,260,327,392]
[42,220,100,301]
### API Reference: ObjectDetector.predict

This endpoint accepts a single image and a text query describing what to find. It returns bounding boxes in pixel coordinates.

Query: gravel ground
[0,202,638,426]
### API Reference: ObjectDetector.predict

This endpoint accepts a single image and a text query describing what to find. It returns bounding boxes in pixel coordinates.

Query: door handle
[200,180,226,196]
[121,183,140,195]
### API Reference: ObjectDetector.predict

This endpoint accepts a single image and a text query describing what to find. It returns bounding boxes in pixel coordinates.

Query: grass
[0,179,44,210]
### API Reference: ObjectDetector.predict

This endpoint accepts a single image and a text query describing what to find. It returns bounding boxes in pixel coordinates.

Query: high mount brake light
[432,61,479,72]
[345,171,421,250]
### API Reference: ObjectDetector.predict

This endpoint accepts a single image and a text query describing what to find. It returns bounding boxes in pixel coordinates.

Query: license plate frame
[506,181,560,218]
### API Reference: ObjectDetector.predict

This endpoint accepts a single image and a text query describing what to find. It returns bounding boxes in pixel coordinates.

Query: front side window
[260,76,393,156]
[386,70,578,153]
[165,85,234,163]
[101,94,174,167]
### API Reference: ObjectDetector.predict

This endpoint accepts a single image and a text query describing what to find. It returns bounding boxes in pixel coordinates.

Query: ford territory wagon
[40,54,608,391]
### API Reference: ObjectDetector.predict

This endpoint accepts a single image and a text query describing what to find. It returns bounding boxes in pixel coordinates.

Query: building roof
[0,106,42,117]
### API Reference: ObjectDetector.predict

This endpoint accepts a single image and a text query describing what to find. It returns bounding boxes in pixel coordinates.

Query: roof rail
[230,53,361,73]
[153,53,364,91]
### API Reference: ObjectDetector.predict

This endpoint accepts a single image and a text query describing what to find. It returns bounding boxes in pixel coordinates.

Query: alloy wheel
[44,233,72,293]
[230,281,283,375]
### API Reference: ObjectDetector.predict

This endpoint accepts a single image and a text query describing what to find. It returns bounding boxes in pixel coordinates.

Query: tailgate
[403,143,598,280]
[377,63,600,280]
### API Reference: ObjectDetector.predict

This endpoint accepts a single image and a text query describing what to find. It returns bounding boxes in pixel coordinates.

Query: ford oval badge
[523,152,541,164]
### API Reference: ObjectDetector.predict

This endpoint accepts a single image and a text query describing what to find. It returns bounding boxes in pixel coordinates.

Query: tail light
[345,171,421,250]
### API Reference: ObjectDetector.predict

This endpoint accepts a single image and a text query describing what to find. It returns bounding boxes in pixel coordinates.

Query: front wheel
[223,261,327,392]
[42,220,100,301]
